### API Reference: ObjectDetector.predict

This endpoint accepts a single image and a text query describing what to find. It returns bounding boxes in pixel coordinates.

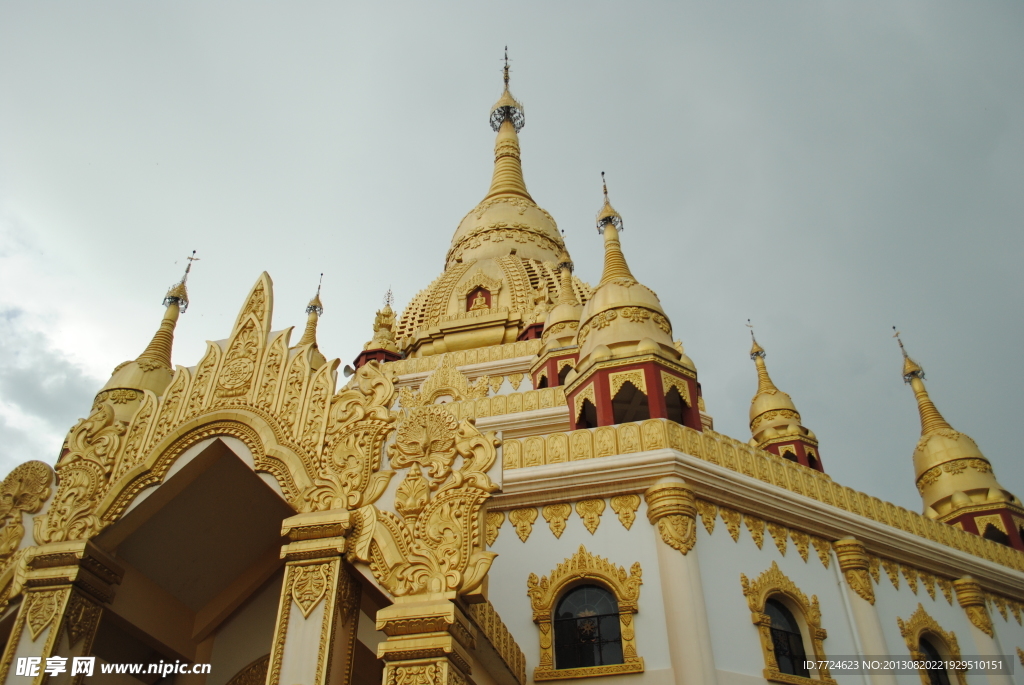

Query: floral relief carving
[610,494,641,530]
[0,461,53,574]
[542,504,571,538]
[744,515,765,549]
[695,499,717,534]
[720,507,742,542]
[767,522,788,555]
[509,508,537,542]
[26,588,67,641]
[291,562,332,618]
[576,499,605,534]
[485,511,505,546]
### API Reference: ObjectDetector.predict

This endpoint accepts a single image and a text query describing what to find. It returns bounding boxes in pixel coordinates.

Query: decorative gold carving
[791,530,810,562]
[1018,647,1024,667]
[659,371,691,407]
[833,539,874,604]
[741,562,835,685]
[608,370,646,398]
[292,562,332,618]
[610,494,641,530]
[991,594,1008,622]
[485,511,505,546]
[882,559,900,589]
[459,269,504,298]
[767,522,788,555]
[720,507,741,542]
[226,655,270,685]
[571,384,596,422]
[466,601,527,685]
[63,591,102,648]
[509,508,537,542]
[400,355,489,408]
[953,577,993,637]
[916,458,993,493]
[354,403,500,598]
[644,481,696,554]
[902,565,919,594]
[921,573,937,597]
[527,545,644,681]
[695,499,717,534]
[0,461,53,574]
[867,555,880,584]
[26,588,64,640]
[509,373,524,390]
[743,515,765,549]
[811,536,831,568]
[897,604,968,685]
[575,499,605,534]
[542,504,572,538]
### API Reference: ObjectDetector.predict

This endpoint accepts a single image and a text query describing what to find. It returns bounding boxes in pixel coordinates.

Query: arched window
[527,545,644,680]
[981,523,1010,546]
[780,450,798,464]
[537,374,549,390]
[557,364,573,386]
[554,585,623,669]
[741,561,834,683]
[918,637,952,685]
[765,598,809,677]
[612,382,650,424]
[806,451,820,471]
[897,604,967,685]
[577,399,598,429]
[664,386,687,425]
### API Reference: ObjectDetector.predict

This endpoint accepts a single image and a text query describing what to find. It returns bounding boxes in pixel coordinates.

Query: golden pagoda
[0,60,1020,685]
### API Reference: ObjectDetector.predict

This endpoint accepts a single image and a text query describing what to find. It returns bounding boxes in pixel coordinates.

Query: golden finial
[306,273,324,316]
[490,47,524,132]
[163,250,197,312]
[747,319,765,359]
[596,172,624,233]
[383,287,394,309]
[893,326,924,382]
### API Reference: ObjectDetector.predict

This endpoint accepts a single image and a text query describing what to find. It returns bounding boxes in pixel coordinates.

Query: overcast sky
[1,2,1021,513]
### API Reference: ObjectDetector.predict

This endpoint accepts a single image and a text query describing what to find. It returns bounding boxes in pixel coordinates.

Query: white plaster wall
[694,518,862,684]
[206,570,283,685]
[487,497,672,684]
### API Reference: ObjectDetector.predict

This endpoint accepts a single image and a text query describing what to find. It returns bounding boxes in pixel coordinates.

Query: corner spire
[484,49,531,201]
[596,173,635,285]
[893,328,954,436]
[555,249,578,306]
[747,321,778,396]
[136,252,196,370]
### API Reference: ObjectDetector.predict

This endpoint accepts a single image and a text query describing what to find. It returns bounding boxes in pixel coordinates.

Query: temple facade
[1,65,1023,685]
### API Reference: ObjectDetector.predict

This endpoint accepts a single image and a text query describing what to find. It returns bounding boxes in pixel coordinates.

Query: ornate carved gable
[399,356,489,408]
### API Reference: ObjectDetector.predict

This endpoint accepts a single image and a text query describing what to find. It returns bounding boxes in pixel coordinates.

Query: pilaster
[952,577,1012,684]
[0,541,123,685]
[832,538,897,685]
[376,598,476,685]
[644,478,718,685]
[266,510,362,685]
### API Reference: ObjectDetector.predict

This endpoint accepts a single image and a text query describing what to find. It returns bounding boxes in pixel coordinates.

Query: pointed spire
[893,328,954,436]
[556,250,578,306]
[136,253,196,370]
[747,322,779,396]
[596,173,635,285]
[484,49,531,201]
[297,274,323,347]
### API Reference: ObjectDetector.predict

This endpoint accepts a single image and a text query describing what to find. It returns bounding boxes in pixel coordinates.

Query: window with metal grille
[765,598,809,677]
[553,585,623,669]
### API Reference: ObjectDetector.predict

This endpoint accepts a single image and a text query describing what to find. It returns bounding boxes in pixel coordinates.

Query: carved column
[832,538,896,685]
[953,577,1012,685]
[376,598,476,685]
[266,510,362,685]
[644,477,718,685]
[0,541,123,685]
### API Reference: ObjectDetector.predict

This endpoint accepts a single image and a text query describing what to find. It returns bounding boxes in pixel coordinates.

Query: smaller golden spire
[297,274,324,347]
[485,49,531,201]
[555,249,578,306]
[596,173,635,285]
[747,321,779,396]
[893,327,954,436]
[136,252,196,370]
[364,288,400,353]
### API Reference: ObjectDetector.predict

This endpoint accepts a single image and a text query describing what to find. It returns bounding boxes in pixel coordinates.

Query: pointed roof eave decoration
[596,173,635,285]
